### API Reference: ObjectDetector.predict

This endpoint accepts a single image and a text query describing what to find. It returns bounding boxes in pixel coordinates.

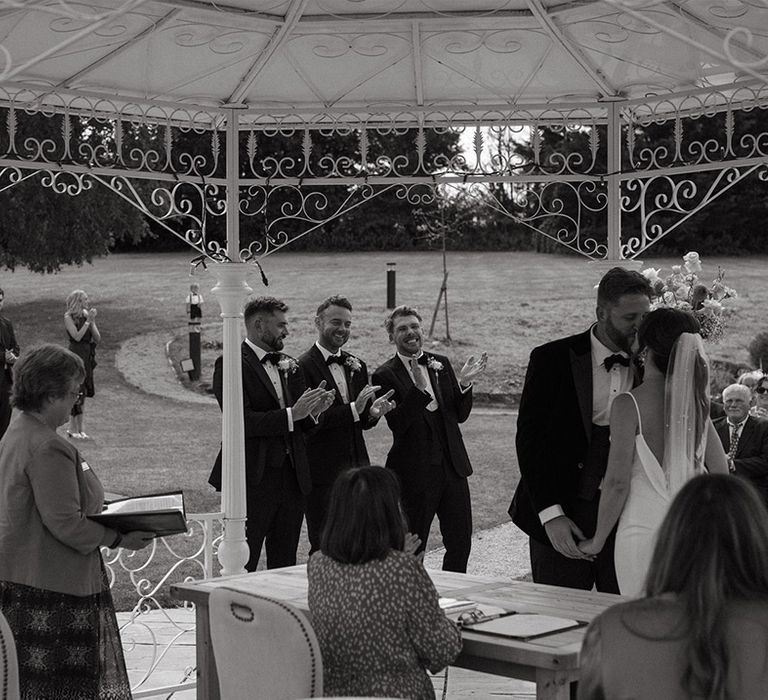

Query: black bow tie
[416,354,430,366]
[326,355,344,366]
[260,352,281,365]
[604,353,630,371]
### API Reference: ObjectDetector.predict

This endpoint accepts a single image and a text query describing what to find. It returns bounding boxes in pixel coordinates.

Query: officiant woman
[0,344,153,700]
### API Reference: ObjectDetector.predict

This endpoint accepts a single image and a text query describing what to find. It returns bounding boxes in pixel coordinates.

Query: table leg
[194,602,220,700]
[535,668,575,700]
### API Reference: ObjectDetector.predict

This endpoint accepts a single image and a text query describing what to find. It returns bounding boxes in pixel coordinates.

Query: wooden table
[171,566,623,700]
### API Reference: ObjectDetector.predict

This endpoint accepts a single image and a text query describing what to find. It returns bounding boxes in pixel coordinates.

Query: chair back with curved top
[0,610,19,700]
[209,586,322,699]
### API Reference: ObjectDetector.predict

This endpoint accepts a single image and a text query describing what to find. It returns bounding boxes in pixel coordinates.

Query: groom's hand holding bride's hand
[578,538,602,558]
[544,516,592,559]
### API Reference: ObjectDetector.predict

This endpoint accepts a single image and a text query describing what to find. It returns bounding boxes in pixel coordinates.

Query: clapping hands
[458,352,488,387]
[293,381,336,420]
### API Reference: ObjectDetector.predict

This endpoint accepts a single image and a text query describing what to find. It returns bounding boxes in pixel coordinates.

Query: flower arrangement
[277,357,299,374]
[345,355,362,374]
[427,356,444,372]
[641,252,737,341]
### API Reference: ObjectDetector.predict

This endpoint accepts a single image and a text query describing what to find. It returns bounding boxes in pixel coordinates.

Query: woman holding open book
[308,466,462,699]
[0,344,153,699]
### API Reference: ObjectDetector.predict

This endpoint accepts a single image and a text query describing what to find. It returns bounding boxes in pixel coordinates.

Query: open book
[90,490,187,538]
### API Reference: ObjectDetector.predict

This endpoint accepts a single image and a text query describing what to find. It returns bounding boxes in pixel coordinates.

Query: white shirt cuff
[459,382,472,393]
[286,407,294,432]
[539,505,565,525]
[350,403,360,423]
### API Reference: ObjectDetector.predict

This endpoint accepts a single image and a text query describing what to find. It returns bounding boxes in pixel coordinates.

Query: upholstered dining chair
[209,587,322,699]
[0,610,19,700]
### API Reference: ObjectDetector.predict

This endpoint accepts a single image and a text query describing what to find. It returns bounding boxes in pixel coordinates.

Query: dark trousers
[529,495,619,594]
[305,481,332,555]
[402,457,472,573]
[245,457,305,572]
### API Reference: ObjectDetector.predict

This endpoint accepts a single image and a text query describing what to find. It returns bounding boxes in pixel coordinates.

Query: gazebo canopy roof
[3,0,768,125]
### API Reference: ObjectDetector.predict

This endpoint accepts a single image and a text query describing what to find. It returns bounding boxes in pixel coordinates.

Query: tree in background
[0,111,149,272]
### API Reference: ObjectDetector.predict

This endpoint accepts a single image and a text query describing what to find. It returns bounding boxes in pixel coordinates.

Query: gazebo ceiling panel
[1,0,767,124]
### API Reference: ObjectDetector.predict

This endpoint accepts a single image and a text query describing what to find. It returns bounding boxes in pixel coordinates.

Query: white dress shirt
[590,327,634,426]
[245,338,293,431]
[315,342,360,423]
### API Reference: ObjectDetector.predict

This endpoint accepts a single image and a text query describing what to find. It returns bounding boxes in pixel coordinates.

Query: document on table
[465,613,586,640]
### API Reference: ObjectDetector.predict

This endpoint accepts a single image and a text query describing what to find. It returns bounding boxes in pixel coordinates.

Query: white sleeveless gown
[613,393,674,597]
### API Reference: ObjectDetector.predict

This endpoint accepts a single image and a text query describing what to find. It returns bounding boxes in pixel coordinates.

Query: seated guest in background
[714,383,768,506]
[579,474,768,700]
[751,373,768,419]
[737,369,763,391]
[308,466,462,700]
[0,344,153,699]
[299,295,395,553]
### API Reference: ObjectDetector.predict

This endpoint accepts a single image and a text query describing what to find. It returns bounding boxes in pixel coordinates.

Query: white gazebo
[2,0,768,577]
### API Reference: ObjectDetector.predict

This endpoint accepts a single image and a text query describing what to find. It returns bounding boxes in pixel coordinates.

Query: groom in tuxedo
[373,305,486,572]
[299,295,395,552]
[509,268,652,592]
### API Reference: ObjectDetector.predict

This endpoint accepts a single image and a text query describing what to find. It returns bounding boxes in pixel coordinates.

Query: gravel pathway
[116,329,532,580]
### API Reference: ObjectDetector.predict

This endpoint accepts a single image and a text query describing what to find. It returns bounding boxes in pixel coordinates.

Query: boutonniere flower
[427,357,443,372]
[277,357,299,374]
[345,355,362,374]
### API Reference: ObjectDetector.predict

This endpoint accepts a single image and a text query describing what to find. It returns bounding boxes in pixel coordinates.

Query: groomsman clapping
[373,305,487,573]
[299,295,395,552]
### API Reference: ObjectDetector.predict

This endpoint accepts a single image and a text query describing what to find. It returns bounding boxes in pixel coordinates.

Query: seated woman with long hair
[307,466,462,699]
[578,474,768,700]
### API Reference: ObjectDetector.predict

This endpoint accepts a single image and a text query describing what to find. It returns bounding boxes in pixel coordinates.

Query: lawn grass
[1,249,764,608]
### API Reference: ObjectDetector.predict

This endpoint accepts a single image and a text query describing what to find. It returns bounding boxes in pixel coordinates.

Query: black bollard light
[386,262,396,309]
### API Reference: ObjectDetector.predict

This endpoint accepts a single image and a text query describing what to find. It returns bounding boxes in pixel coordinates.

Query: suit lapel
[737,417,755,457]
[243,343,280,406]
[570,331,593,442]
[424,354,444,407]
[310,345,340,397]
[389,355,414,396]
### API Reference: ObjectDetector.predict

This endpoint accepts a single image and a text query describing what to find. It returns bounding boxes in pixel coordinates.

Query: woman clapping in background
[64,289,100,440]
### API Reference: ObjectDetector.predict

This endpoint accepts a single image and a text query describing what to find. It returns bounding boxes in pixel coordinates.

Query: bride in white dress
[579,308,728,596]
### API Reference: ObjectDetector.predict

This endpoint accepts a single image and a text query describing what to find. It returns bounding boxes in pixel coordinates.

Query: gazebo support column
[606,101,623,263]
[212,107,250,576]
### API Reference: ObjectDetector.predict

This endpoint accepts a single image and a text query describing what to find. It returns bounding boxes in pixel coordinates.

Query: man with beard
[208,296,335,571]
[373,305,487,572]
[299,295,395,552]
[509,268,652,592]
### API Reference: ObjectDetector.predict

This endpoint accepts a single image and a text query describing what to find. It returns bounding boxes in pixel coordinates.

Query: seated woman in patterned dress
[308,466,462,699]
[0,344,154,699]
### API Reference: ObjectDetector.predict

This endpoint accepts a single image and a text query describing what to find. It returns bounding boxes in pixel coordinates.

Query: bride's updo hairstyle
[637,307,701,375]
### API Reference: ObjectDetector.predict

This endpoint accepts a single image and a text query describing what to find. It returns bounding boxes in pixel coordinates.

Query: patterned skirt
[0,563,131,700]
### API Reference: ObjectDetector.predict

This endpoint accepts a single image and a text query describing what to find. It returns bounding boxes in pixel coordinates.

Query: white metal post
[211,107,250,575]
[606,101,622,262]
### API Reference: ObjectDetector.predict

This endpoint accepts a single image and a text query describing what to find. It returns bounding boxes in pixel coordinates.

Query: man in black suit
[715,383,768,505]
[299,295,395,552]
[0,288,19,439]
[373,305,486,572]
[208,296,334,571]
[509,268,652,593]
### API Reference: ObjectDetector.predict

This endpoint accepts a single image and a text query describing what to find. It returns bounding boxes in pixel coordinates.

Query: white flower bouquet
[642,252,737,341]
